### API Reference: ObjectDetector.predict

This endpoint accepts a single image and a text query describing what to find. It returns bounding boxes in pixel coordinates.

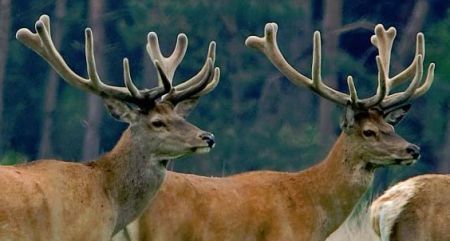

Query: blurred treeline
[1,0,450,191]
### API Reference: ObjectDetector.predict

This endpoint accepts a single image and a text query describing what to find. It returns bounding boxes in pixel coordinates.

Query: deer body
[0,160,114,241]
[4,15,220,241]
[0,129,167,240]
[118,134,374,241]
[0,106,205,241]
[370,174,450,241]
[114,23,434,241]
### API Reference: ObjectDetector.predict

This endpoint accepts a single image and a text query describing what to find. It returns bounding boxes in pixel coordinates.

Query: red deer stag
[0,14,219,241]
[371,174,450,241]
[113,23,434,241]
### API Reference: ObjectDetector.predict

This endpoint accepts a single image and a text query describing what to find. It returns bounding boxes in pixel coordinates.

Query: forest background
[1,0,450,193]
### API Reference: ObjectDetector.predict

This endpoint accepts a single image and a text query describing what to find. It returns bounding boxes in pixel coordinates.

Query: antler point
[208,41,216,60]
[35,21,45,31]
[244,36,259,48]
[177,33,188,44]
[313,31,321,39]
[387,27,396,38]
[148,32,158,40]
[214,67,221,82]
[16,28,31,40]
[374,24,384,32]
[265,22,278,34]
[417,32,424,41]
[39,14,50,22]
[370,35,378,46]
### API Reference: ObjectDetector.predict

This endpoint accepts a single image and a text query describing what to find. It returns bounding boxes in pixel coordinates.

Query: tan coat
[115,109,420,241]
[371,174,450,241]
[0,161,115,241]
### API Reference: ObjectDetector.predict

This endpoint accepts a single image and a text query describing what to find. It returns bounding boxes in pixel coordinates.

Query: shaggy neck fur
[296,133,374,238]
[94,128,166,234]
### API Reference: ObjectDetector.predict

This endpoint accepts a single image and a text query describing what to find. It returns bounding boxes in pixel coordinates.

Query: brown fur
[113,109,419,241]
[372,174,450,241]
[0,102,212,241]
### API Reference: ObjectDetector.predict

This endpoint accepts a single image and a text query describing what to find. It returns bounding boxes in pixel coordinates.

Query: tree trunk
[227,37,243,172]
[319,0,342,147]
[0,0,10,153]
[395,0,429,71]
[255,74,282,131]
[82,0,106,161]
[255,0,313,132]
[38,0,67,159]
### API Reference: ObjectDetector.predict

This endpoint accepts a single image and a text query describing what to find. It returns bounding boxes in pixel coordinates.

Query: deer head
[16,15,220,162]
[246,23,434,168]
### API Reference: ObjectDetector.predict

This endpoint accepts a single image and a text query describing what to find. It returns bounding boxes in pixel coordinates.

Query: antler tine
[370,24,434,108]
[164,59,214,104]
[85,28,104,89]
[388,33,424,89]
[371,26,433,92]
[246,23,350,106]
[146,32,188,84]
[191,42,221,97]
[311,31,353,105]
[194,67,220,96]
[246,22,434,111]
[123,58,142,98]
[17,14,169,107]
[381,55,423,109]
[347,76,358,104]
[17,17,90,90]
[370,24,396,91]
[172,41,221,97]
[389,33,435,100]
[123,58,172,107]
[39,14,51,36]
[174,41,216,92]
[245,23,313,87]
[355,56,388,108]
[311,31,321,87]
[123,58,172,101]
[144,31,220,105]
[412,63,435,98]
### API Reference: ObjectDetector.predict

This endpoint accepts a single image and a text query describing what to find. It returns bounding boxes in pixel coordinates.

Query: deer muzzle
[199,132,215,148]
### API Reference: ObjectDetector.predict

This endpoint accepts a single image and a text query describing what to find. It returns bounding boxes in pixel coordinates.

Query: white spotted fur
[370,178,419,241]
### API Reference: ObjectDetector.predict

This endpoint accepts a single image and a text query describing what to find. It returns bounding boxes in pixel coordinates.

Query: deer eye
[362,129,376,138]
[151,119,166,128]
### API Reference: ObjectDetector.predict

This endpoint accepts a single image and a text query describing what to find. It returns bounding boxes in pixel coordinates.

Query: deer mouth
[394,158,417,166]
[192,146,211,154]
[367,155,419,168]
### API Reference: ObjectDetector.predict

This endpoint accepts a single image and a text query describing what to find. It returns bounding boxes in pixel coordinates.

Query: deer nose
[200,132,215,148]
[406,145,420,159]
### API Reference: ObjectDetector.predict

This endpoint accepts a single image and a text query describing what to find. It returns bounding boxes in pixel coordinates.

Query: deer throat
[112,161,166,234]
[101,138,168,234]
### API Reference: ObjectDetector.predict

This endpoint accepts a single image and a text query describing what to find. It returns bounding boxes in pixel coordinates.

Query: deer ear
[174,98,200,118]
[104,99,139,123]
[384,104,411,126]
[340,104,355,131]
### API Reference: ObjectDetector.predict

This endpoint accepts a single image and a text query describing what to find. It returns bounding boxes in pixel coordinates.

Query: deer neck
[94,128,167,234]
[294,133,374,235]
